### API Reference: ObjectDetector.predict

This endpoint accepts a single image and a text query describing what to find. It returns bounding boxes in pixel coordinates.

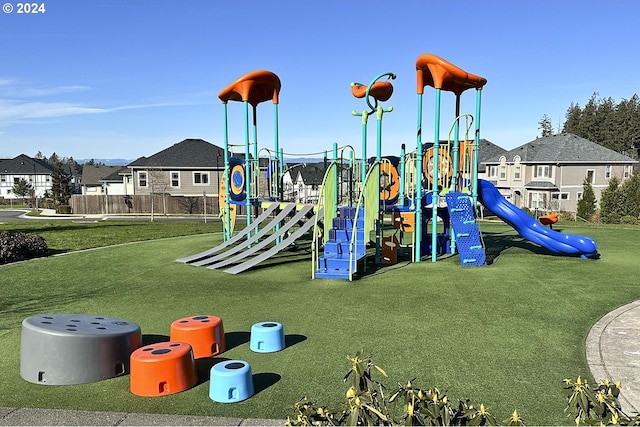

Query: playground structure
[178,54,599,279]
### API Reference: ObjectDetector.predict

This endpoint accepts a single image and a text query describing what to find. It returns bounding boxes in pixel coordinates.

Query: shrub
[288,354,640,426]
[0,231,48,265]
[558,211,576,222]
[620,215,639,225]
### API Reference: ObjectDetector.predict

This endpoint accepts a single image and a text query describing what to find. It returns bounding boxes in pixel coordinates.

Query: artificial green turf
[1,221,639,425]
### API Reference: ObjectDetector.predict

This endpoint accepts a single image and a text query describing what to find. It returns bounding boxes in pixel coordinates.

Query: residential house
[0,154,54,201]
[80,164,132,196]
[127,138,227,197]
[481,133,638,213]
[281,162,326,203]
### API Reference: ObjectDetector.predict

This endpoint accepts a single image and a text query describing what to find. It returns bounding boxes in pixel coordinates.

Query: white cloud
[0,99,104,125]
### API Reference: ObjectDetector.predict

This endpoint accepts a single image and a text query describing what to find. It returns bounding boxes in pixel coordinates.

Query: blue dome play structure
[177,54,599,279]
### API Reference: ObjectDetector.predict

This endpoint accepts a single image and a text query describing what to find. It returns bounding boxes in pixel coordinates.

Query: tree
[12,179,33,204]
[620,169,640,219]
[562,92,640,157]
[538,114,554,137]
[599,177,624,224]
[147,168,170,221]
[576,178,596,221]
[50,161,71,211]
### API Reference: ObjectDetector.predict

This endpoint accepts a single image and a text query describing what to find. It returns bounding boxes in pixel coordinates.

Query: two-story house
[481,133,638,213]
[0,154,55,201]
[281,162,326,204]
[127,138,227,197]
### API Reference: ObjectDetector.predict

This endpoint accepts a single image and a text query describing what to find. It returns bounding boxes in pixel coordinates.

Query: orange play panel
[129,342,197,397]
[170,315,226,359]
[539,213,559,227]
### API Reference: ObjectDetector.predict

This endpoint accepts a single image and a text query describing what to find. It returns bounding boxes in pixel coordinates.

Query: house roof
[525,181,559,190]
[296,162,326,185]
[0,154,54,174]
[484,133,638,164]
[128,139,227,168]
[81,165,127,186]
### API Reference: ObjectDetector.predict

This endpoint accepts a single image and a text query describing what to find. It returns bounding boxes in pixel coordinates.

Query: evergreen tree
[50,161,71,209]
[561,92,640,157]
[577,178,596,221]
[12,178,33,203]
[538,114,554,137]
[599,177,624,224]
[620,169,640,219]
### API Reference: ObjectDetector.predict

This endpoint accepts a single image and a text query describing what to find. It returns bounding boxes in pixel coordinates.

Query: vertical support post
[360,111,368,184]
[451,95,461,191]
[450,95,461,256]
[243,101,251,234]
[472,89,483,210]
[415,94,423,263]
[252,104,258,216]
[399,144,406,206]
[376,106,383,161]
[223,103,231,241]
[431,88,442,263]
[273,103,280,199]
[332,143,338,209]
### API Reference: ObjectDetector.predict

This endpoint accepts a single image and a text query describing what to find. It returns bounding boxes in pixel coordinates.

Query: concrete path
[586,300,640,415]
[0,407,285,426]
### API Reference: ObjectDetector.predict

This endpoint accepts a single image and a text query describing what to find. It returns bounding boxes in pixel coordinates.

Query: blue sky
[1,0,639,161]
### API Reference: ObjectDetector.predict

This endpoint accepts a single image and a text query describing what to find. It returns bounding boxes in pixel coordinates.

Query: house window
[171,171,180,188]
[605,165,612,179]
[577,191,583,200]
[586,169,595,184]
[624,165,631,179]
[139,172,147,187]
[499,165,506,180]
[535,165,551,178]
[13,177,19,184]
[552,193,570,201]
[0,175,5,182]
[488,165,498,178]
[193,172,210,185]
[514,165,521,180]
[529,192,546,209]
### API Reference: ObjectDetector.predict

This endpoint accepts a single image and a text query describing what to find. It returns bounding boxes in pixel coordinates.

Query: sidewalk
[0,407,286,426]
[586,300,640,415]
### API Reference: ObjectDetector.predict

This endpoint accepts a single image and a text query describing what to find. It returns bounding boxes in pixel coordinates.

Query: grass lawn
[1,219,639,424]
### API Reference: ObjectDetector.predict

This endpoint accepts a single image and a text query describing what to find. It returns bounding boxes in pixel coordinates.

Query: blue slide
[477,179,599,259]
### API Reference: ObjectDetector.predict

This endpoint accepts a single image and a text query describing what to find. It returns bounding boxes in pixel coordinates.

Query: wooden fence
[69,194,248,216]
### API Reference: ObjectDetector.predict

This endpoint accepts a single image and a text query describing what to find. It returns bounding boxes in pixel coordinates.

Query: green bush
[558,211,576,222]
[0,231,48,265]
[620,215,639,225]
[56,205,72,214]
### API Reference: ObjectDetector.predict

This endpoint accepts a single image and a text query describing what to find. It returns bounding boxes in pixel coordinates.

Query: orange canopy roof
[415,54,487,95]
[218,70,281,106]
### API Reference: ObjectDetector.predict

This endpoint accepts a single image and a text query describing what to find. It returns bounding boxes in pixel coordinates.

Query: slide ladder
[315,206,367,279]
[446,192,486,267]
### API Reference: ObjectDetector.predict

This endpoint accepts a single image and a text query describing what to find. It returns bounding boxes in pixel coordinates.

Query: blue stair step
[445,192,486,267]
